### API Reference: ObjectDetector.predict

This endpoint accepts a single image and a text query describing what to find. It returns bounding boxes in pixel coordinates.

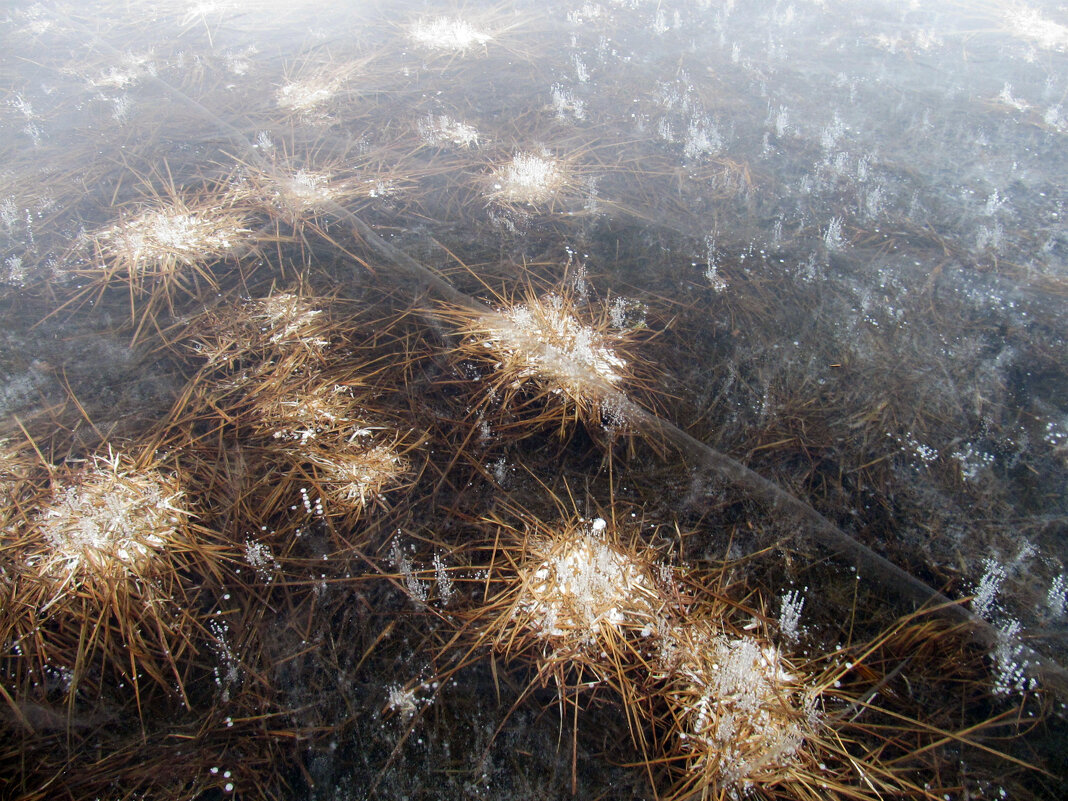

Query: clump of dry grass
[64,180,256,341]
[247,378,419,525]
[642,586,1048,801]
[295,432,415,514]
[439,284,652,437]
[258,164,360,227]
[87,194,248,288]
[161,286,424,527]
[251,379,368,442]
[182,289,333,371]
[475,514,666,669]
[274,58,372,121]
[0,447,222,705]
[242,154,404,231]
[29,451,189,579]
[92,200,244,272]
[444,507,822,793]
[434,502,1045,801]
[652,617,819,794]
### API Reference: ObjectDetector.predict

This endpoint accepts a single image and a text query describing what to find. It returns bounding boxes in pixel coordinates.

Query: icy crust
[31,455,188,578]
[515,518,660,648]
[658,620,817,788]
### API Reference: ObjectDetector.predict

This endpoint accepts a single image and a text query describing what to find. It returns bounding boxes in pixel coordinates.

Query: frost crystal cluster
[95,202,245,271]
[473,294,628,404]
[1004,6,1068,51]
[418,114,480,148]
[275,67,352,114]
[516,518,659,648]
[34,457,187,577]
[408,17,491,53]
[659,621,814,788]
[274,169,342,213]
[490,153,565,205]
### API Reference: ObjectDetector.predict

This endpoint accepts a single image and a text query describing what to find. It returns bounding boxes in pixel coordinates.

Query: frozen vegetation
[1,1,1066,800]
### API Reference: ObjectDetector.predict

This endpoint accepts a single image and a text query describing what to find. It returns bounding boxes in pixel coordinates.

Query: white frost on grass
[86,51,157,90]
[250,292,327,347]
[34,454,187,578]
[516,519,659,648]
[387,684,419,716]
[464,293,630,414]
[277,78,337,113]
[683,116,724,159]
[390,538,428,605]
[278,169,339,209]
[489,152,566,206]
[94,201,246,274]
[823,215,845,251]
[408,17,492,53]
[305,439,409,511]
[659,621,814,788]
[419,114,480,148]
[262,384,355,444]
[1004,5,1068,51]
[275,65,360,115]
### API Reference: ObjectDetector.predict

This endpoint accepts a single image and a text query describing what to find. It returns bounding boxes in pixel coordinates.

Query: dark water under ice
[1,1,1067,799]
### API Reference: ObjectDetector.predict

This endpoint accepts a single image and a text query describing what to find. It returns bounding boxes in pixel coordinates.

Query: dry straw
[160,285,423,528]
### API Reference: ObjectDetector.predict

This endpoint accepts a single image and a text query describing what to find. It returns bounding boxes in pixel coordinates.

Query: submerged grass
[1,2,1065,800]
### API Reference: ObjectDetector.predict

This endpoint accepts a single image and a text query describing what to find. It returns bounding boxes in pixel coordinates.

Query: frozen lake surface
[1,2,1066,799]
